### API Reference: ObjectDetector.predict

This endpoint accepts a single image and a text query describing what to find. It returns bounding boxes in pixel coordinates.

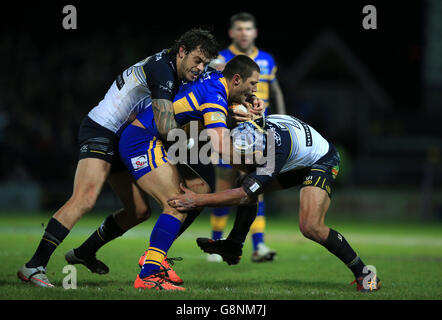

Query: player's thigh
[298,186,331,226]
[71,158,111,201]
[215,165,238,191]
[136,162,184,217]
[107,169,151,219]
[177,163,211,194]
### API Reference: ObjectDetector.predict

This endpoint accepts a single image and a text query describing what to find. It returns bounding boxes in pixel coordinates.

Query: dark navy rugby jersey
[140,49,179,100]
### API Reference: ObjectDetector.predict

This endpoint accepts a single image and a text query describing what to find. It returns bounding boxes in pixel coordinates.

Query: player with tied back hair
[17,28,219,288]
[168,115,382,292]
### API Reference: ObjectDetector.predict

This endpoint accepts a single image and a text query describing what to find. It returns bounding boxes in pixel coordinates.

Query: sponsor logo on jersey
[211,112,226,122]
[131,155,148,171]
[256,59,269,73]
[216,94,226,104]
[331,165,340,179]
[273,132,282,146]
[159,84,173,93]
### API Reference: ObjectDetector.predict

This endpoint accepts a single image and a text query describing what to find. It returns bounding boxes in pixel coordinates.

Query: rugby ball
[230,104,248,114]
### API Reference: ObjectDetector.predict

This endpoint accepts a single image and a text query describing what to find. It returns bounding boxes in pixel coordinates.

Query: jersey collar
[228,44,259,60]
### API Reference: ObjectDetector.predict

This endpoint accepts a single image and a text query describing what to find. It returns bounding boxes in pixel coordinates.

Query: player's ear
[178,46,186,59]
[233,74,242,86]
[228,28,234,40]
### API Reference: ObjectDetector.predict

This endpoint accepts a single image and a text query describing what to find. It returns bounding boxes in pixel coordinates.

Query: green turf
[1,212,441,300]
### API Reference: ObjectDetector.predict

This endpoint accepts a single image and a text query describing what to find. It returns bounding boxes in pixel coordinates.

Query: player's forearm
[207,127,233,163]
[152,99,179,139]
[196,187,251,207]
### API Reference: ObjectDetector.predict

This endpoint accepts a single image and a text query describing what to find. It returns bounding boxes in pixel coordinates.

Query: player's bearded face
[180,48,211,81]
[230,21,257,51]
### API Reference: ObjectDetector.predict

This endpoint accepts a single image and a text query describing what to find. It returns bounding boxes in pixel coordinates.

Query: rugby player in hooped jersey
[168,115,382,292]
[17,29,219,288]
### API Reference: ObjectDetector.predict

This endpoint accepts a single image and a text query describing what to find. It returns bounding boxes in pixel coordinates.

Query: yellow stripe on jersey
[188,92,200,110]
[198,103,228,115]
[173,96,194,114]
[256,82,270,102]
[219,77,229,100]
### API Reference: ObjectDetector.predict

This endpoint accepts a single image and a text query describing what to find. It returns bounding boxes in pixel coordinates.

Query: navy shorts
[78,116,125,173]
[276,143,340,198]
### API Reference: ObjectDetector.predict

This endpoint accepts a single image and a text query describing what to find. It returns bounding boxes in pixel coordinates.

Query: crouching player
[168,115,382,292]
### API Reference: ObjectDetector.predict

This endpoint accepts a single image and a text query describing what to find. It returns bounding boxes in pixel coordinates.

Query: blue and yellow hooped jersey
[173,70,229,129]
[219,45,277,108]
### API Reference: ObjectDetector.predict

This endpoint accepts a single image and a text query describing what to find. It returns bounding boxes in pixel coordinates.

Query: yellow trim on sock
[148,246,166,256]
[210,214,228,232]
[42,237,58,247]
[143,247,166,267]
[250,216,266,234]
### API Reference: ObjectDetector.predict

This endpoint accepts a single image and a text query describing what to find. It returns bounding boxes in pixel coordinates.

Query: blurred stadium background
[0,1,440,222]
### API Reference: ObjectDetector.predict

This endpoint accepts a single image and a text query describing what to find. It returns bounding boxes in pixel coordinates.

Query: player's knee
[299,219,322,241]
[70,186,99,212]
[162,207,187,222]
[131,206,151,222]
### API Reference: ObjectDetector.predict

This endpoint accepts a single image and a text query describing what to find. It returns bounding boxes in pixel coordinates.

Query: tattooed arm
[152,99,179,140]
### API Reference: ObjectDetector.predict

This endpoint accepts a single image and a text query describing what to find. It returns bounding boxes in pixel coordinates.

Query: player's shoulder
[218,47,235,61]
[255,49,276,65]
[142,49,176,73]
[256,48,275,60]
[195,69,225,90]
[198,69,227,103]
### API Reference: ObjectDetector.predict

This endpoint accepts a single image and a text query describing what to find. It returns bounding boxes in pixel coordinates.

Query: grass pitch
[0,212,441,300]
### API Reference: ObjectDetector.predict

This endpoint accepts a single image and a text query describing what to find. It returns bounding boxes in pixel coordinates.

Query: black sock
[322,228,366,278]
[176,209,201,239]
[26,218,70,268]
[227,203,258,245]
[74,214,125,259]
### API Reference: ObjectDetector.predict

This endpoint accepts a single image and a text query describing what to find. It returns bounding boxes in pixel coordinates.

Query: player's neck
[231,43,256,56]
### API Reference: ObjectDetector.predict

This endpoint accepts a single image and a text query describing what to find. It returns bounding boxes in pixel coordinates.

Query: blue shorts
[119,124,168,180]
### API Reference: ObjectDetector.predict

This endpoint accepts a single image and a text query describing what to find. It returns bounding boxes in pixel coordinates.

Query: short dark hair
[170,28,219,60]
[230,12,257,29]
[223,55,260,80]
